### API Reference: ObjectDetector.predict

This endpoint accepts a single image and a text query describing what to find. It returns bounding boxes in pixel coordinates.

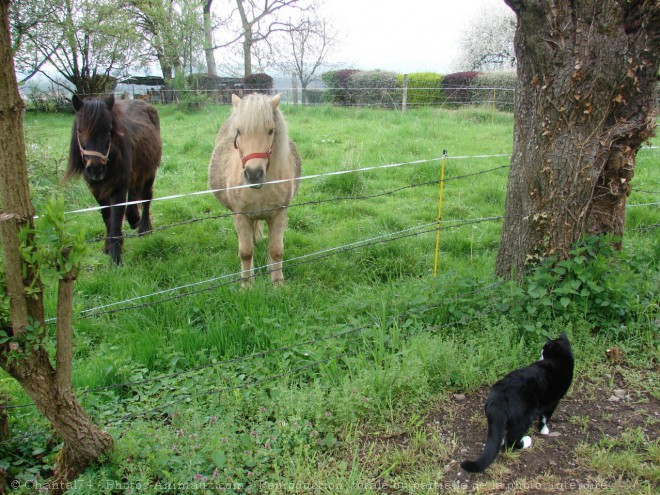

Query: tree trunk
[0,1,113,491]
[4,350,113,492]
[203,0,217,76]
[243,33,253,77]
[301,81,308,105]
[236,0,252,77]
[497,0,659,279]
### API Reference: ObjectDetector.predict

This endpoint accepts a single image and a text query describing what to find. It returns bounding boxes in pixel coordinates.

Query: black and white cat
[460,332,574,473]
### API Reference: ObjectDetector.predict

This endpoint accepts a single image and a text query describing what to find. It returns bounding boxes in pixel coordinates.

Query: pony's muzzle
[243,165,266,189]
[84,161,108,182]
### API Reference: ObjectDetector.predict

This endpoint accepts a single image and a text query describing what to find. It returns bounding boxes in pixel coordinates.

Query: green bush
[321,69,359,106]
[471,71,516,111]
[442,71,481,107]
[396,72,444,106]
[243,73,273,94]
[495,235,654,337]
[348,70,401,108]
[304,88,325,105]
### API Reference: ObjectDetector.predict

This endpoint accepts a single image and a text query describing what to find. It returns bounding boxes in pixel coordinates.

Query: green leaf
[560,297,571,308]
[527,285,546,298]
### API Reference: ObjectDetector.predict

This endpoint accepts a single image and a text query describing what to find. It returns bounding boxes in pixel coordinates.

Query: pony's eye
[236,129,241,136]
[269,129,275,135]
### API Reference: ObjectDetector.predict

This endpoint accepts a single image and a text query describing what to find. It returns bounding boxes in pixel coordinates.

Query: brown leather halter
[77,125,112,165]
[234,132,273,169]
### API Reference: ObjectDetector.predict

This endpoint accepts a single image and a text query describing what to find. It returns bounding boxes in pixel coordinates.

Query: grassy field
[1,103,659,493]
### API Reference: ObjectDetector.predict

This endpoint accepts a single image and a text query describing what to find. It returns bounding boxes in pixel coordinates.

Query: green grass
[2,105,659,492]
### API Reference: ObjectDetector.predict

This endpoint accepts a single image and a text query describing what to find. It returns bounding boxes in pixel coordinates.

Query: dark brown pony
[67,94,162,264]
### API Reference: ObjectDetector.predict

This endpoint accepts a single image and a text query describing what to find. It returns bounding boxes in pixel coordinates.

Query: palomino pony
[67,94,161,264]
[208,93,302,285]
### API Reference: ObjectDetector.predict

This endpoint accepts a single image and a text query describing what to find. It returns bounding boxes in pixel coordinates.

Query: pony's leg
[234,214,255,287]
[266,210,287,285]
[107,191,127,265]
[99,201,112,254]
[137,176,155,235]
[125,190,140,230]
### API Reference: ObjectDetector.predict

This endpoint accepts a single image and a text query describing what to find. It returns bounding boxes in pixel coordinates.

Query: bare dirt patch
[362,367,659,494]
[438,368,658,493]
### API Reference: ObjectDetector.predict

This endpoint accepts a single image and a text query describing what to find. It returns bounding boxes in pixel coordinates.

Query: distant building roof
[120,76,165,86]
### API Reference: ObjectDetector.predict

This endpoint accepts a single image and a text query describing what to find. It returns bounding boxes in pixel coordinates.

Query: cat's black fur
[460,332,574,473]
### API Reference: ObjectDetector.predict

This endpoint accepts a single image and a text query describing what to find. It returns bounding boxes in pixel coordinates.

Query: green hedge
[349,70,401,108]
[471,71,516,111]
[321,69,359,105]
[442,71,480,107]
[396,72,444,106]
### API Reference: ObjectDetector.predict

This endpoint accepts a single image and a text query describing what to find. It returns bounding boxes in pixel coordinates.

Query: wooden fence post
[291,72,298,106]
[402,74,408,112]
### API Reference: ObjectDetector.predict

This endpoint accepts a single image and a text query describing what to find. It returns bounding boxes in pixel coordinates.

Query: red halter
[234,133,273,169]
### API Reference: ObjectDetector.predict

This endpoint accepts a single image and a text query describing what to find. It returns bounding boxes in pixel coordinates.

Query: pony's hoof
[540,425,550,435]
[137,219,153,235]
[521,436,532,449]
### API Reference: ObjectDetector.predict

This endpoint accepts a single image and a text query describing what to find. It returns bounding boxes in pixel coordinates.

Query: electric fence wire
[86,164,512,244]
[4,151,657,422]
[62,216,506,322]
[62,143,659,217]
[63,153,513,216]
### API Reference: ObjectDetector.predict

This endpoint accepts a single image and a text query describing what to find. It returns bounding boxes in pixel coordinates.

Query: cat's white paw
[521,436,532,449]
[540,425,550,435]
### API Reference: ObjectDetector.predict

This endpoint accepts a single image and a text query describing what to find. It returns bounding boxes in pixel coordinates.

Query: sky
[320,0,512,74]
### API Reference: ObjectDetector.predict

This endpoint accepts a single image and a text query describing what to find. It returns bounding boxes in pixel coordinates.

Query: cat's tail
[460,410,505,473]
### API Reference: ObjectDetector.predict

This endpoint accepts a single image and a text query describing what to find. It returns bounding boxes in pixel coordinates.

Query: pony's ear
[270,93,281,109]
[232,94,242,108]
[72,94,84,111]
[104,94,115,111]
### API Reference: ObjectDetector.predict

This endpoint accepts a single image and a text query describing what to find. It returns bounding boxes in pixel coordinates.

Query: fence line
[63,153,513,215]
[61,144,657,216]
[66,216,504,323]
[87,164,512,244]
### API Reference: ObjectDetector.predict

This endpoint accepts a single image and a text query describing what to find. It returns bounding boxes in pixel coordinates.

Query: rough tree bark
[0,1,113,491]
[496,0,659,279]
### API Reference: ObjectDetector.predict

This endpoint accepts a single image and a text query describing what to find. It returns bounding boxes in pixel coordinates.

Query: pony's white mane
[230,94,289,163]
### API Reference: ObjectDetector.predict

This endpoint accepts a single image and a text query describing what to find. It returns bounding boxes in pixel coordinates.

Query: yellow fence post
[433,150,447,278]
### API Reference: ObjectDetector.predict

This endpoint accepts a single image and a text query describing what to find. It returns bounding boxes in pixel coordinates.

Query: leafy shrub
[396,72,444,106]
[442,71,481,106]
[471,71,516,111]
[495,236,652,337]
[304,89,325,105]
[321,69,359,105]
[177,91,210,111]
[348,70,401,108]
[243,73,273,94]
